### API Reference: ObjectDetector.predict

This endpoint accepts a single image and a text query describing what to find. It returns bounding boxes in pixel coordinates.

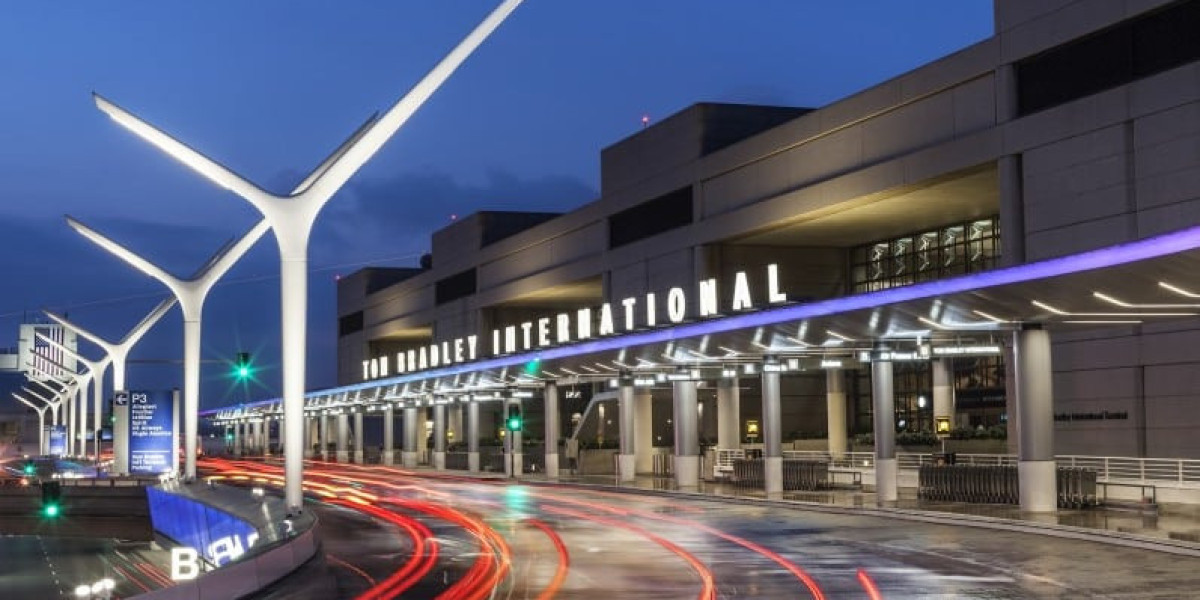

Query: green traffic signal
[23,463,35,476]
[506,416,521,431]
[233,352,253,380]
[43,503,60,518]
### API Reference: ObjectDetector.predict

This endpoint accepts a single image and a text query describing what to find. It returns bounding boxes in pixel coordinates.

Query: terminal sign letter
[171,547,201,581]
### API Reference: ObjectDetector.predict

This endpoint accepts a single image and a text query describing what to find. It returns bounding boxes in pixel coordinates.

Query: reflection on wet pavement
[213,459,1200,599]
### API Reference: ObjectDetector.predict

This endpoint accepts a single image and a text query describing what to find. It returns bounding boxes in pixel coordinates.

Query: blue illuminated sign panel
[129,390,175,474]
[146,487,259,567]
[48,425,66,456]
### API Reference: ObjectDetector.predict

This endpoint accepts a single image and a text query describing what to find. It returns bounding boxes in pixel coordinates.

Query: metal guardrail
[653,453,673,477]
[919,465,1020,504]
[731,459,829,491]
[768,450,1200,489]
[917,465,1098,507]
[445,452,470,470]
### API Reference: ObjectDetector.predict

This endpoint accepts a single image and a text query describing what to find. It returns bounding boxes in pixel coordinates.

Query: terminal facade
[206,0,1200,511]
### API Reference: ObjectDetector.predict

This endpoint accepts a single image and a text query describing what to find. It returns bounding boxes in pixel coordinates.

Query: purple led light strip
[201,222,1200,414]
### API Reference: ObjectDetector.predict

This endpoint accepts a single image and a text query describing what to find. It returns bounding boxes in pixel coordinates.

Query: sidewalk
[484,469,1200,554]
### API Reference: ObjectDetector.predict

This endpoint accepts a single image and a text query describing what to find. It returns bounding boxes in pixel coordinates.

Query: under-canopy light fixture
[917,316,998,330]
[1159,281,1200,298]
[1032,299,1194,317]
[1093,291,1200,309]
[972,309,1011,324]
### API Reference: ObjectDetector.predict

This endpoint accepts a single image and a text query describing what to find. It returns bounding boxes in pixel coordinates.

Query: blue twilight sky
[0,1,993,408]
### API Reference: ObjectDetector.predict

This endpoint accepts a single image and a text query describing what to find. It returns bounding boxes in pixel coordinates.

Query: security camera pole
[44,298,177,474]
[90,0,523,511]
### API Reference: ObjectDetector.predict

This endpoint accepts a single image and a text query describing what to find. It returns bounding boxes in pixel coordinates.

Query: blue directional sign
[129,390,175,474]
[47,425,66,457]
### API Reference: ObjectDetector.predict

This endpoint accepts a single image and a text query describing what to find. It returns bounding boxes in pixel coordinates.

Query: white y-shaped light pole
[25,379,73,427]
[45,297,176,394]
[30,351,92,457]
[12,392,50,455]
[65,218,270,480]
[37,333,112,461]
[44,298,177,473]
[92,0,523,510]
[24,377,78,456]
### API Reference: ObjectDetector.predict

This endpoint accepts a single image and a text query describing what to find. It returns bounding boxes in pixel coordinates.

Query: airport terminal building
[190,0,1200,511]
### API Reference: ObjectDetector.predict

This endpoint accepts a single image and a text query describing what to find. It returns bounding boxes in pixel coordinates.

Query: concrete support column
[382,406,395,465]
[319,414,330,461]
[432,403,446,470]
[449,404,463,449]
[402,407,419,468]
[672,373,700,488]
[762,358,783,497]
[505,399,523,477]
[826,369,848,459]
[617,378,636,481]
[304,417,316,458]
[353,412,364,464]
[416,406,428,463]
[872,345,898,503]
[233,421,243,457]
[634,391,653,474]
[336,413,349,463]
[933,359,955,431]
[1015,325,1057,513]
[717,377,741,449]
[467,400,480,472]
[544,382,560,478]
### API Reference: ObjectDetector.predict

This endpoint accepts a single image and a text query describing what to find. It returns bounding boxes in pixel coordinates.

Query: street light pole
[44,298,177,473]
[12,393,49,455]
[90,0,524,511]
[36,333,112,461]
[30,351,92,457]
[24,380,73,428]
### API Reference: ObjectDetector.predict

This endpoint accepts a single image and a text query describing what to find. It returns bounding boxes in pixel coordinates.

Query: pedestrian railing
[713,449,745,479]
[731,459,829,491]
[445,452,470,470]
[739,449,1200,490]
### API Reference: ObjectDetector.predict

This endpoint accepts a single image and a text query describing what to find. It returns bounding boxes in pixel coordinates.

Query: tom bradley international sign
[361,264,789,382]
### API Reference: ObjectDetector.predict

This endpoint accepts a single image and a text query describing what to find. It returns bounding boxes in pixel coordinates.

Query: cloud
[314,168,596,267]
[0,169,596,404]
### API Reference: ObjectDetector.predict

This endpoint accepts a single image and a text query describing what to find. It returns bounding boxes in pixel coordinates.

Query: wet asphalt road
[218,460,1200,599]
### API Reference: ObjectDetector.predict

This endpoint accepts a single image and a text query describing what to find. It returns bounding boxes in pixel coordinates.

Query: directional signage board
[114,390,129,406]
[129,390,175,474]
[47,425,66,457]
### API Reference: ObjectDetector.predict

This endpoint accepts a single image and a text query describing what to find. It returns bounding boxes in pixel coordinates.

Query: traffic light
[233,352,253,380]
[506,404,523,432]
[41,481,62,518]
[22,462,35,476]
